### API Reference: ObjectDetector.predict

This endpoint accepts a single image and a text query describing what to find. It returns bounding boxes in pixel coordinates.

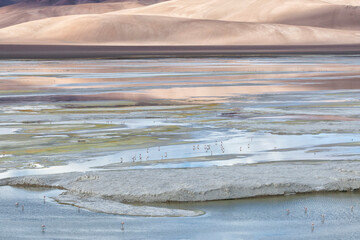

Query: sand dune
[0,0,167,7]
[123,0,360,30]
[0,2,141,28]
[0,0,360,46]
[0,0,168,28]
[0,13,360,45]
[321,0,360,5]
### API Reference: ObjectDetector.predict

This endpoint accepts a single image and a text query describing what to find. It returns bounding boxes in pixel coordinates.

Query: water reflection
[0,56,360,179]
[1,185,360,239]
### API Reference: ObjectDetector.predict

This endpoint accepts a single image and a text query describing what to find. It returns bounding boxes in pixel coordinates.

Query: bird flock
[285,204,358,233]
[118,138,257,166]
[12,194,359,234]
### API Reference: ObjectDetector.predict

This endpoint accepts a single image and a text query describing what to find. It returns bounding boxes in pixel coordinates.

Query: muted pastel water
[1,186,360,240]
[0,56,360,178]
[0,56,360,238]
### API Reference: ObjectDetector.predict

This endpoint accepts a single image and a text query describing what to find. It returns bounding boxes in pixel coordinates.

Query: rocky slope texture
[1,160,360,216]
[0,0,360,45]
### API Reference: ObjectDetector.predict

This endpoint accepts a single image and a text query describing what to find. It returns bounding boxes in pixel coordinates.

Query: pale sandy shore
[1,44,360,59]
[1,160,360,216]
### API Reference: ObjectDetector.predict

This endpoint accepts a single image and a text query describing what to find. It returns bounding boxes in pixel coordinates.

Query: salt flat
[1,160,360,216]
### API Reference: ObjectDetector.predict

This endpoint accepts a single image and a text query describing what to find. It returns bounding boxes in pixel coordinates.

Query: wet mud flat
[1,160,360,217]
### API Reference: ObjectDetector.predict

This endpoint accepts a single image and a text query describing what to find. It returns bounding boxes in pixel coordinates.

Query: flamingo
[121,222,125,231]
[321,214,325,224]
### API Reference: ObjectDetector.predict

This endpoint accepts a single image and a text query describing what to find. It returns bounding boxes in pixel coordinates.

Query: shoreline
[1,160,360,216]
[1,44,360,59]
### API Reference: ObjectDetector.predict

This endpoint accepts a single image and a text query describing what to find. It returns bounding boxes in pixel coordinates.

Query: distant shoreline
[1,44,360,59]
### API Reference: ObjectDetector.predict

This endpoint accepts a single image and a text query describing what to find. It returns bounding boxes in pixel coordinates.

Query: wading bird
[321,214,325,224]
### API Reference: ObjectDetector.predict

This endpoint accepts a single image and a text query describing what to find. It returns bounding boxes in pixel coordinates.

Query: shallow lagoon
[0,56,360,176]
[1,56,360,238]
[1,186,360,240]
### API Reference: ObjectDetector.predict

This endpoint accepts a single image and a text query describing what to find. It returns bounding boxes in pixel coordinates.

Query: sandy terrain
[0,0,169,28]
[1,160,360,216]
[0,2,142,28]
[0,0,359,46]
[1,13,360,45]
[124,0,360,29]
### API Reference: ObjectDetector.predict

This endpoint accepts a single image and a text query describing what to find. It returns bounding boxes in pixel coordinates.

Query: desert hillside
[123,0,360,29]
[0,0,359,45]
[0,0,167,7]
[0,0,168,28]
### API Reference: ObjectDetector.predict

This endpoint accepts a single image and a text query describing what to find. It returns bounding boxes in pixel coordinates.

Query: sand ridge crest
[1,12,360,45]
[0,0,360,45]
